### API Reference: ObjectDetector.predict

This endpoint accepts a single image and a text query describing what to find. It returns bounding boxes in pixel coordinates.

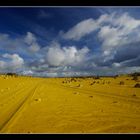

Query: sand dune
[0,75,140,133]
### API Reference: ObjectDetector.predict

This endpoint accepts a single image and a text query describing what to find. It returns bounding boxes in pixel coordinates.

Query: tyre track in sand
[60,85,140,120]
[0,80,45,133]
[61,85,140,104]
[0,85,31,108]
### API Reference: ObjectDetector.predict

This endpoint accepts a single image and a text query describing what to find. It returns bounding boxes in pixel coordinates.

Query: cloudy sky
[0,7,140,77]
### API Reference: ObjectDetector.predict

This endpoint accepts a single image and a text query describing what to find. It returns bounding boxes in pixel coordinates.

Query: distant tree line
[129,72,140,76]
[6,73,18,77]
[129,72,140,81]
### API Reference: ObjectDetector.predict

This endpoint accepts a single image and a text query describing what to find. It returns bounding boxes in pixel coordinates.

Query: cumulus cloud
[98,12,140,51]
[0,53,24,72]
[46,41,89,67]
[24,32,40,52]
[98,25,122,50]
[82,12,140,75]
[0,32,40,56]
[23,12,140,76]
[112,62,121,68]
[29,43,40,52]
[63,12,140,51]
[63,18,99,41]
[1,11,140,77]
[3,53,24,69]
[24,32,36,45]
[22,70,33,75]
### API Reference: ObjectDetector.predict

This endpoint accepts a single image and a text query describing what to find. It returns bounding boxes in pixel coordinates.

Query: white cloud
[112,62,121,68]
[46,41,89,67]
[24,32,36,45]
[112,12,140,31]
[98,12,140,51]
[98,26,120,49]
[29,43,40,52]
[22,70,33,75]
[63,18,99,41]
[62,12,120,41]
[46,42,65,66]
[1,12,140,77]
[63,12,140,54]
[0,53,24,71]
[24,32,40,52]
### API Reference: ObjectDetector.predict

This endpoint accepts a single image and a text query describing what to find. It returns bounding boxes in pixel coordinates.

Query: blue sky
[0,7,140,77]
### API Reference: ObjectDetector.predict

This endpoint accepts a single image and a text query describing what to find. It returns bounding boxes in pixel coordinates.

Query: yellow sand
[0,75,140,133]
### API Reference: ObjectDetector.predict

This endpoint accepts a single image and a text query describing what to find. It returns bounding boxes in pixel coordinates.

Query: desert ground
[0,74,140,133]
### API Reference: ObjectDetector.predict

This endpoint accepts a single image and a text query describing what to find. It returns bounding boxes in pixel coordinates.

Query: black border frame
[0,0,140,140]
[0,0,140,6]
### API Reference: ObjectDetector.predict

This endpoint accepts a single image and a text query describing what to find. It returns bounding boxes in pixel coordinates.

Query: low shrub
[134,83,140,88]
[119,81,124,85]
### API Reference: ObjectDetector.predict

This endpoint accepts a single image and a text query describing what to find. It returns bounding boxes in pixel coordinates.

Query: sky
[0,7,140,77]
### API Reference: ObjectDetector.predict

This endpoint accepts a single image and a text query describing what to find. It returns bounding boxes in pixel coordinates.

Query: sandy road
[0,80,45,132]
